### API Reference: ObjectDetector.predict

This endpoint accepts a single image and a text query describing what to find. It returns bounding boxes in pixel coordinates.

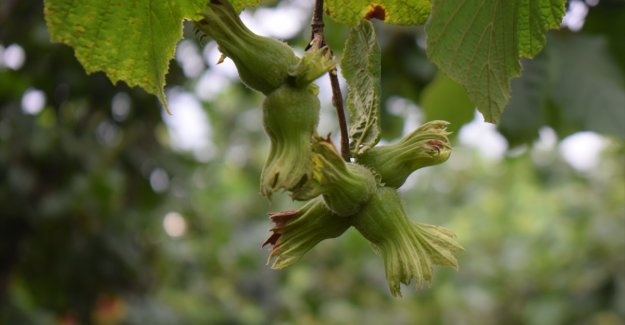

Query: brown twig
[308,0,350,161]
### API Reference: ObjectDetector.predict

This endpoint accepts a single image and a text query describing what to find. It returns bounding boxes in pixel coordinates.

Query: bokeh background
[1,0,624,324]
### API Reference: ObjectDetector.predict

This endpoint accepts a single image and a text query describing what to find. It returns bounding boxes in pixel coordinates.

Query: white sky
[0,43,26,70]
[162,89,216,162]
[458,112,508,161]
[559,132,609,172]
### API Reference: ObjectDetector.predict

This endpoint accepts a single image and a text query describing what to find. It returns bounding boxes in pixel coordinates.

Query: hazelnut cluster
[197,0,462,296]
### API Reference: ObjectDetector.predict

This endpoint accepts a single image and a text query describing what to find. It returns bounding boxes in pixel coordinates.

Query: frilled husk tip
[351,187,463,297]
[263,198,350,269]
[357,120,452,188]
[377,222,463,297]
[290,45,336,87]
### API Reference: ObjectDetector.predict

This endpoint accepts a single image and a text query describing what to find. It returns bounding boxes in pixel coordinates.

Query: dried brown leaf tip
[365,4,386,21]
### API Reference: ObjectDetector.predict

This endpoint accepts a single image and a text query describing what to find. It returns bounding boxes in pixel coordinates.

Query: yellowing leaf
[44,0,259,110]
[426,0,566,123]
[230,0,260,12]
[325,0,431,26]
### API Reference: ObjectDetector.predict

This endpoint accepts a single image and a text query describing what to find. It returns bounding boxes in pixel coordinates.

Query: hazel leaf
[426,0,566,123]
[44,0,259,111]
[340,20,382,156]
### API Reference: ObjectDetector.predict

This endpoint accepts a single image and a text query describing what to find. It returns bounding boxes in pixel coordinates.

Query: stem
[308,0,351,161]
[329,71,350,161]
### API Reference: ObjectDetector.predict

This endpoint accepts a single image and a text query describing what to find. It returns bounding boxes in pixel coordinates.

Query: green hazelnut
[260,85,320,197]
[350,187,463,297]
[197,0,299,94]
[292,138,378,216]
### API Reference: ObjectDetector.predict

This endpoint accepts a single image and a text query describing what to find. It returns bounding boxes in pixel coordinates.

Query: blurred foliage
[420,73,474,135]
[498,0,625,146]
[499,32,625,147]
[1,0,624,324]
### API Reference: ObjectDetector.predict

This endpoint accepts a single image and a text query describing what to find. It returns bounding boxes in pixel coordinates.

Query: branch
[308,0,350,162]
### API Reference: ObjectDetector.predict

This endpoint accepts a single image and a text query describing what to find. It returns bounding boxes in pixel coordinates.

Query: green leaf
[583,0,625,77]
[340,20,382,156]
[548,34,625,139]
[426,0,566,123]
[44,0,259,110]
[499,33,625,144]
[420,73,475,134]
[325,0,431,26]
[498,50,553,146]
